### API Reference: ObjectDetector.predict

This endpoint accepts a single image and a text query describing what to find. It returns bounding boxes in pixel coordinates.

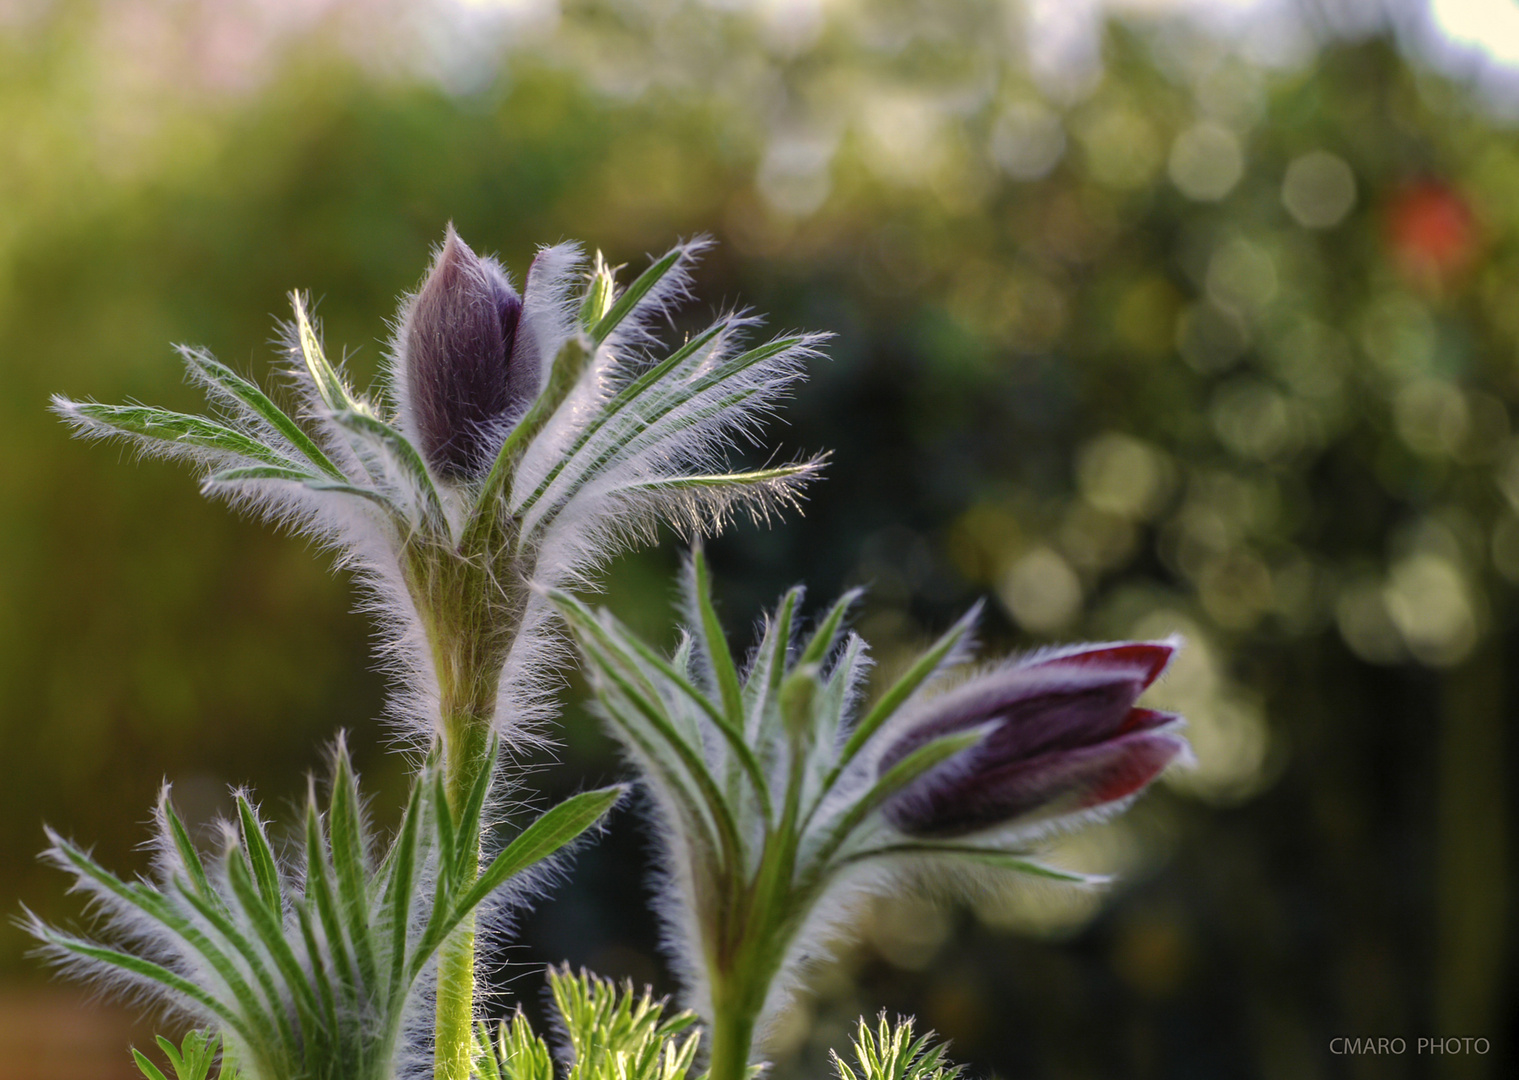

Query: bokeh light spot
[1169,122,1244,201]
[1281,150,1357,229]
[999,546,1083,632]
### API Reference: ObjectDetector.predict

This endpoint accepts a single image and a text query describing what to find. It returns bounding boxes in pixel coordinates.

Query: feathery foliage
[473,970,701,1080]
[831,1016,960,1080]
[29,741,622,1080]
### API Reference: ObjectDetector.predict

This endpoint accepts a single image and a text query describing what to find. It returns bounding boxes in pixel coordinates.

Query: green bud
[579,252,616,330]
[780,663,821,743]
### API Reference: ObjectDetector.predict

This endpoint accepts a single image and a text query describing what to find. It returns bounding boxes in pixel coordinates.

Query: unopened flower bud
[781,664,821,742]
[402,226,536,479]
[879,641,1187,838]
[579,252,615,331]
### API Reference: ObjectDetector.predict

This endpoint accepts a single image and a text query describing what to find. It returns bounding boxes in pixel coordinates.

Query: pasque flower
[879,642,1188,839]
[552,558,1190,1080]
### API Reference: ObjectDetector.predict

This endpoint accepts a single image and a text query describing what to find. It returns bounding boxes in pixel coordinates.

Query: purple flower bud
[401,226,539,479]
[879,641,1187,838]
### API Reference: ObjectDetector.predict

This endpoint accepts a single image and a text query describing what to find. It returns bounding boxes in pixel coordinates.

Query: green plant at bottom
[832,1016,963,1080]
[474,969,702,1080]
[31,741,621,1080]
[133,1030,242,1080]
[469,972,962,1080]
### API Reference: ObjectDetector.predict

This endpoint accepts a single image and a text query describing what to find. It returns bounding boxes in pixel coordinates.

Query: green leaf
[327,750,379,991]
[761,588,801,697]
[837,842,1104,882]
[303,798,355,998]
[132,1047,172,1080]
[221,854,312,1052]
[483,1013,554,1080]
[456,786,625,915]
[180,347,348,480]
[57,400,293,466]
[47,835,275,1044]
[452,739,499,885]
[432,766,458,891]
[409,786,625,980]
[692,548,744,728]
[235,795,283,915]
[615,463,820,500]
[381,773,425,1004]
[155,1035,187,1080]
[576,630,745,870]
[807,727,988,875]
[289,292,363,415]
[512,320,729,521]
[467,334,592,547]
[473,1021,504,1080]
[520,333,814,535]
[624,629,762,765]
[36,928,252,1044]
[329,410,446,529]
[838,605,979,766]
[295,902,342,1045]
[205,465,401,515]
[160,794,215,904]
[835,1015,962,1080]
[590,245,684,344]
[555,593,772,823]
[797,589,863,670]
[579,253,615,331]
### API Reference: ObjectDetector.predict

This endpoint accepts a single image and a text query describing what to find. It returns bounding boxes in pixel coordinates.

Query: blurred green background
[2,0,1516,1076]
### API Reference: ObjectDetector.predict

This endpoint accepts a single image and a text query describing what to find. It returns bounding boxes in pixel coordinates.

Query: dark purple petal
[403,226,523,479]
[876,636,1186,838]
[883,725,1187,838]
[1029,641,1175,690]
[879,644,1175,772]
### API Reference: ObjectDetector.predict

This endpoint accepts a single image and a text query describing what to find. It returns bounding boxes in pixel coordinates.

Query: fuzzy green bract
[29,740,621,1080]
[550,550,1120,1080]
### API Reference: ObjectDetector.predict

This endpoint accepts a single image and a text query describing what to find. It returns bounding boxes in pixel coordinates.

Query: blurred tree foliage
[1,0,1515,1077]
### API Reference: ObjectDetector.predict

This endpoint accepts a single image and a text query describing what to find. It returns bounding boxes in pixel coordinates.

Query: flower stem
[433,909,477,1080]
[424,567,508,1080]
[707,983,760,1080]
[434,718,490,1080]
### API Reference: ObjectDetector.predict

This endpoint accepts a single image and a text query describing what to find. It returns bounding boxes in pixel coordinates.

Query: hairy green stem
[434,716,490,1080]
[707,974,764,1080]
[414,537,524,1080]
[706,889,796,1080]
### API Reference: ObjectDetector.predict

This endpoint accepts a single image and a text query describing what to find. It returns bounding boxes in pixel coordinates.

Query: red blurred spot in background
[1386,179,1478,289]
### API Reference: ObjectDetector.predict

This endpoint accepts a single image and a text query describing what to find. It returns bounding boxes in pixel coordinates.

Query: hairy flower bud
[879,641,1187,838]
[402,225,538,479]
